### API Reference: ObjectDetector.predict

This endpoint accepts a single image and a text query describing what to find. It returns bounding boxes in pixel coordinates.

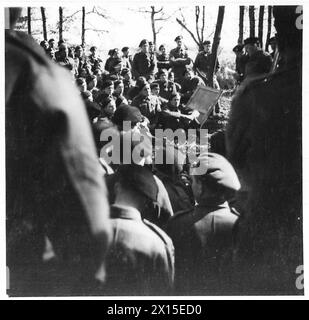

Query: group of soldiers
[5,5,302,296]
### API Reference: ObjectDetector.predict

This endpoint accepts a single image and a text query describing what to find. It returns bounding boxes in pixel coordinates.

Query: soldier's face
[176,40,182,48]
[141,84,151,97]
[104,101,116,116]
[104,85,114,95]
[141,44,149,53]
[245,44,257,56]
[203,44,211,53]
[171,95,181,107]
[160,72,168,82]
[115,83,124,95]
[151,87,160,96]
[160,47,166,54]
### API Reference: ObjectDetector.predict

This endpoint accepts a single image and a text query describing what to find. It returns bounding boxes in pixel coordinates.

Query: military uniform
[167,202,238,294]
[180,75,205,104]
[103,204,174,295]
[193,51,220,85]
[5,30,111,296]
[131,94,162,129]
[132,51,156,80]
[244,49,272,78]
[153,80,181,101]
[169,47,191,82]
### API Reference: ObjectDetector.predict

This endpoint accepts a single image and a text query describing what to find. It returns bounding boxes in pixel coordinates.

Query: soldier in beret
[243,36,272,78]
[153,69,181,101]
[102,164,175,295]
[132,39,156,81]
[167,153,241,294]
[169,35,192,83]
[232,44,249,83]
[193,40,220,87]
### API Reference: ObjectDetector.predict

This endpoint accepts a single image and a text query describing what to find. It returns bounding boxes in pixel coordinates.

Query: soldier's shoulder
[143,219,173,247]
[6,30,51,67]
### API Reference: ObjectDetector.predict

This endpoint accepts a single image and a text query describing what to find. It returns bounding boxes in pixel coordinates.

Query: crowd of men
[5,6,302,296]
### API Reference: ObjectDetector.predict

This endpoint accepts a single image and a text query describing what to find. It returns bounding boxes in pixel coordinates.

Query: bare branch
[201,6,205,42]
[176,17,200,47]
[62,9,81,23]
[195,6,202,44]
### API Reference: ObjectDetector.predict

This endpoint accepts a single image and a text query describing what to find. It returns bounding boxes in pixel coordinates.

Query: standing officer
[232,44,249,83]
[169,35,192,83]
[132,39,156,81]
[193,40,220,87]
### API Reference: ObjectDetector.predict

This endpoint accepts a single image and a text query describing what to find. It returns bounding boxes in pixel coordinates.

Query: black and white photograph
[2,0,306,299]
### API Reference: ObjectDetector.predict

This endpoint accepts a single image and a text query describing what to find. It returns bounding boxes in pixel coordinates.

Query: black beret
[112,105,142,127]
[101,80,114,89]
[116,164,158,202]
[174,35,183,42]
[202,40,211,45]
[191,153,241,196]
[121,68,131,76]
[90,46,97,51]
[150,82,160,89]
[122,46,129,52]
[139,39,149,48]
[233,44,244,52]
[244,37,259,45]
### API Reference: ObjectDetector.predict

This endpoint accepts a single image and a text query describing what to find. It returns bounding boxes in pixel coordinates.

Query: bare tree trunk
[81,7,85,47]
[265,6,272,51]
[258,6,265,48]
[59,7,63,42]
[27,7,32,35]
[238,6,244,44]
[209,6,225,88]
[151,7,157,46]
[40,7,47,40]
[249,6,255,37]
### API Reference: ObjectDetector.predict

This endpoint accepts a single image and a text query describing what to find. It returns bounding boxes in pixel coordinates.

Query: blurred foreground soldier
[226,5,302,294]
[167,153,240,295]
[169,36,192,82]
[5,8,111,296]
[243,37,272,78]
[103,165,174,295]
[232,44,249,83]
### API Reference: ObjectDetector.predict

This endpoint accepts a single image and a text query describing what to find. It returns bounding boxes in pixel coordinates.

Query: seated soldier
[96,79,114,105]
[131,78,162,131]
[160,92,200,131]
[81,90,101,123]
[88,46,103,73]
[180,66,205,104]
[121,68,135,101]
[113,79,128,108]
[92,96,116,154]
[154,69,181,101]
[102,164,174,295]
[56,43,75,74]
[150,82,168,108]
[167,152,241,295]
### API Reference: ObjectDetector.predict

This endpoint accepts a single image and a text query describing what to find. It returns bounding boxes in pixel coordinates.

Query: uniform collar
[111,204,142,220]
